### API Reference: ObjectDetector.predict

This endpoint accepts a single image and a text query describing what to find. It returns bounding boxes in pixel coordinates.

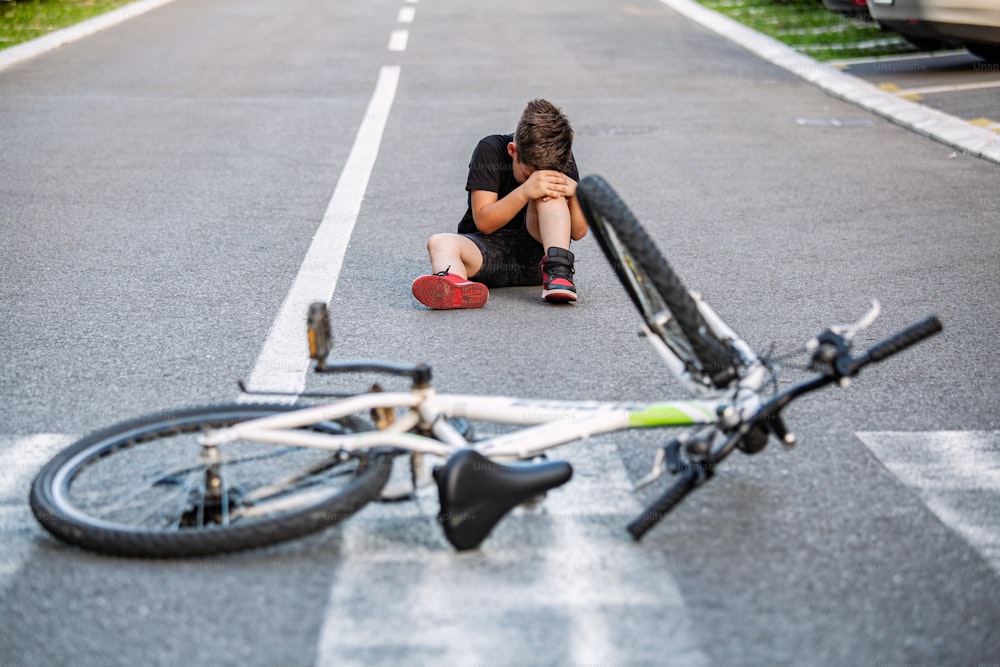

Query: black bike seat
[434,449,573,550]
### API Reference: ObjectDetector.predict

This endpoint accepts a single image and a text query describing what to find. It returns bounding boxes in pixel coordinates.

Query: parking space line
[828,50,968,69]
[876,82,922,101]
[970,118,1000,133]
[658,0,1000,165]
[889,80,1000,97]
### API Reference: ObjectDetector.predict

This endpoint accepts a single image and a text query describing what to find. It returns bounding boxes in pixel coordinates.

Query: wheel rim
[46,409,367,536]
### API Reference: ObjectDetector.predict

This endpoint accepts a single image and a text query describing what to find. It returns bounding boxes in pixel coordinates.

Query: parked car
[824,0,872,21]
[867,0,1000,61]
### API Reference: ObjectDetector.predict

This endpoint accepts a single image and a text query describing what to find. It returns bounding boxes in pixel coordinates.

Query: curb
[658,0,1000,166]
[0,0,179,73]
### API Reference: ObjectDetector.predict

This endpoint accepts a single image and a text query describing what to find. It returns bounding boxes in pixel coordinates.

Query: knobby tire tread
[579,175,738,387]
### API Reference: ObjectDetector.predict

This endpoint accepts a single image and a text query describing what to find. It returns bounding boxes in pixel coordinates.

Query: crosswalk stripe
[857,431,1000,575]
[314,441,709,666]
[0,435,75,581]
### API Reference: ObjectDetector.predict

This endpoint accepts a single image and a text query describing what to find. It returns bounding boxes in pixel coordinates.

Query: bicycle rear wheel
[31,404,392,557]
[577,175,740,391]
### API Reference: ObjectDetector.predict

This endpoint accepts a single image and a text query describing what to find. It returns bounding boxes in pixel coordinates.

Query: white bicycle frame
[201,296,772,467]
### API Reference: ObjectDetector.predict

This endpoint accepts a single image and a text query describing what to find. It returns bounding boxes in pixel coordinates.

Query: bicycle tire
[30,404,393,557]
[577,175,740,390]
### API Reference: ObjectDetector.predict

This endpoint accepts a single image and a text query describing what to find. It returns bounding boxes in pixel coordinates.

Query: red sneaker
[412,271,489,310]
[540,248,577,303]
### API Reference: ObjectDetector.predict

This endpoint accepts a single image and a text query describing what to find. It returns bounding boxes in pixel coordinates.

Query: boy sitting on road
[411,99,588,309]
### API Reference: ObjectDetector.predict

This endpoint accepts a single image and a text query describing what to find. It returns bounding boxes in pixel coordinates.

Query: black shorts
[466,229,544,288]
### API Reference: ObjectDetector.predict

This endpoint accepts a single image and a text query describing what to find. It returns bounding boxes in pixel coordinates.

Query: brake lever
[633,446,668,491]
[806,299,881,352]
[634,430,718,491]
[806,300,882,384]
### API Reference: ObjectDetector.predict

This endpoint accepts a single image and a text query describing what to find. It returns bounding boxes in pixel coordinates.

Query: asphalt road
[2,0,999,665]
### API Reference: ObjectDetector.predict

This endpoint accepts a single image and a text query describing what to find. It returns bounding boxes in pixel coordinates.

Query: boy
[411,99,588,309]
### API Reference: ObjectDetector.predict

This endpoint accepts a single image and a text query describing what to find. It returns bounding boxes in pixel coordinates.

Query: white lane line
[240,65,401,402]
[0,435,75,580]
[387,30,409,53]
[858,431,1000,575]
[314,441,709,665]
[397,6,416,23]
[0,0,180,73]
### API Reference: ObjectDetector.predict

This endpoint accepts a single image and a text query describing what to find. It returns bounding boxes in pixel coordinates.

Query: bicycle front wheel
[31,404,392,557]
[577,175,740,391]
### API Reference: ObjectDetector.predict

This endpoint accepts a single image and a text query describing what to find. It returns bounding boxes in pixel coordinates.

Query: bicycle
[30,175,943,557]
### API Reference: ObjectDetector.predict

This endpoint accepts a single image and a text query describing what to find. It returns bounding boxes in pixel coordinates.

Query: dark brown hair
[514,99,574,172]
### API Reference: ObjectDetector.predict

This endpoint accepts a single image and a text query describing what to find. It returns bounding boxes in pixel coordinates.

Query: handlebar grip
[845,316,942,376]
[627,466,700,541]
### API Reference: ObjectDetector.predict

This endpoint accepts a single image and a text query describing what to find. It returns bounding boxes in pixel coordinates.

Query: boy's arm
[470,189,529,234]
[567,187,589,241]
[471,171,573,234]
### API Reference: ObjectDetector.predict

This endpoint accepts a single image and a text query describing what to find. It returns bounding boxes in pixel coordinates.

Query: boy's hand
[523,170,573,201]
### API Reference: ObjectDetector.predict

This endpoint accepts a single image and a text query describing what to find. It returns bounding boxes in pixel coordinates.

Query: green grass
[697,0,919,61]
[1,0,134,50]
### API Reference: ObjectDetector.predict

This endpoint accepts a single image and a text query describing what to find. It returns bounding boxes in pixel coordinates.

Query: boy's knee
[536,196,570,216]
[427,233,454,254]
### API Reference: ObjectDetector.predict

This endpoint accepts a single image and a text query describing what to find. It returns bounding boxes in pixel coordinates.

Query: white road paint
[388,30,409,53]
[314,441,709,666]
[397,7,416,24]
[0,435,74,580]
[657,0,1000,165]
[858,431,1000,574]
[239,65,401,402]
[891,80,1000,97]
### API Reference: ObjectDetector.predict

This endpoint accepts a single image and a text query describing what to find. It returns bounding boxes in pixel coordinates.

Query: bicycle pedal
[307,302,332,366]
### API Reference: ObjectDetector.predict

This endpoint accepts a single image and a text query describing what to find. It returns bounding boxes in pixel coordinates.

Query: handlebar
[308,302,433,385]
[627,464,702,540]
[628,314,942,540]
[840,316,942,377]
[760,314,943,422]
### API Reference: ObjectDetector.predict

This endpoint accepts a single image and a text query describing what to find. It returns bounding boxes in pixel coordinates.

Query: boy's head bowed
[514,99,574,174]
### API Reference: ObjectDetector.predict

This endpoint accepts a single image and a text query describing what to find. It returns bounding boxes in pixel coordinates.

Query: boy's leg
[525,197,571,252]
[412,233,489,309]
[525,198,577,303]
[426,233,484,278]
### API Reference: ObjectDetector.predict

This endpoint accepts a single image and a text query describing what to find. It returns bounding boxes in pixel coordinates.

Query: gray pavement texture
[1,0,999,665]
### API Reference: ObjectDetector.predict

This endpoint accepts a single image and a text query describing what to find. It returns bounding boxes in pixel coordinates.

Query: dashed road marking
[388,30,409,52]
[397,6,416,23]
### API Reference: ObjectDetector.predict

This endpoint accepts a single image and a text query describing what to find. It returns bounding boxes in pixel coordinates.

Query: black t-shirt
[457,133,579,234]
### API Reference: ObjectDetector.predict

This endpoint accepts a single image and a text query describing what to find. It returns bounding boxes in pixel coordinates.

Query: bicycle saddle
[434,449,573,550]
